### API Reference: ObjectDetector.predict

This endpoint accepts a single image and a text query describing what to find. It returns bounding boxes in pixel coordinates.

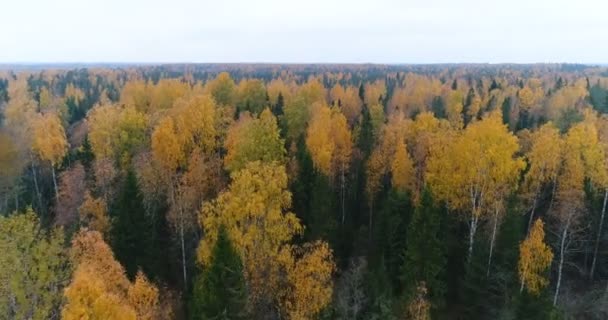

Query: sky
[1,0,607,64]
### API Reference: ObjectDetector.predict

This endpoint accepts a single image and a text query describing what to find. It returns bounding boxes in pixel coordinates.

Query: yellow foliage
[31,112,67,166]
[151,117,184,172]
[391,139,415,193]
[519,219,553,295]
[306,104,352,180]
[281,242,335,320]
[62,231,162,319]
[79,192,111,236]
[224,109,285,172]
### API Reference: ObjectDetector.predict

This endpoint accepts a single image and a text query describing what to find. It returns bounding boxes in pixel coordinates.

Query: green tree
[402,189,446,309]
[112,169,157,279]
[0,208,69,320]
[191,225,247,320]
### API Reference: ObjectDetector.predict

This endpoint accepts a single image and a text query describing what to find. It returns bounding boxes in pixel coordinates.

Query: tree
[112,169,156,279]
[551,117,604,306]
[280,241,335,320]
[205,72,236,107]
[335,258,368,320]
[191,225,247,320]
[236,79,267,115]
[79,191,111,236]
[55,163,86,230]
[224,108,285,172]
[0,131,22,213]
[198,161,302,315]
[197,162,334,318]
[62,230,164,319]
[31,112,68,201]
[402,188,446,308]
[87,104,147,165]
[426,112,524,262]
[0,208,69,320]
[519,219,553,295]
[406,283,431,320]
[522,123,563,233]
[306,103,353,224]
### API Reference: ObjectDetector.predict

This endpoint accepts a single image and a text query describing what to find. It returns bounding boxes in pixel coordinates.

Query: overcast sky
[1,0,606,63]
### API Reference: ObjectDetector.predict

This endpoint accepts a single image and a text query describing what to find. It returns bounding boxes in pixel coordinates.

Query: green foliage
[0,208,70,320]
[375,189,411,293]
[112,169,158,280]
[402,189,446,309]
[191,226,247,320]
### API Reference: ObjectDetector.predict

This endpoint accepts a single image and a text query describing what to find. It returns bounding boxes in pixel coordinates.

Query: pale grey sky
[1,0,607,63]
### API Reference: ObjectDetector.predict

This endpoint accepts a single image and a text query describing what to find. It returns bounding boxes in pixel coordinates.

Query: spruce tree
[112,168,156,279]
[191,225,247,320]
[402,188,446,309]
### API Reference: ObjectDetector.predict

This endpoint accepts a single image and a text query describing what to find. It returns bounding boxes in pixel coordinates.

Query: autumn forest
[2,63,608,319]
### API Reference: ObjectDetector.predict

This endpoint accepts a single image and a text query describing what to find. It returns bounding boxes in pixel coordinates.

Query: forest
[2,63,608,319]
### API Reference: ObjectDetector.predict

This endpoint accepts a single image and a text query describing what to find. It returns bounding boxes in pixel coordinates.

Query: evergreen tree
[77,134,94,172]
[375,189,411,294]
[431,96,446,119]
[191,226,247,320]
[273,92,284,117]
[502,97,512,128]
[359,83,365,102]
[112,168,156,279]
[451,79,458,90]
[402,188,446,309]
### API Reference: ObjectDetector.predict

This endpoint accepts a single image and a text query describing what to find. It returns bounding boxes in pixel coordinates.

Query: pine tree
[191,226,247,320]
[402,188,446,309]
[359,83,365,102]
[112,168,156,279]
[273,92,284,117]
[77,134,95,180]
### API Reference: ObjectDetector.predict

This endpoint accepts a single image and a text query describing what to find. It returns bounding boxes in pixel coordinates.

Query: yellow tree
[406,282,431,320]
[204,72,236,107]
[31,112,68,202]
[280,241,335,320]
[551,122,587,306]
[330,84,362,126]
[79,191,111,236]
[198,162,334,318]
[236,79,267,115]
[62,230,163,320]
[365,112,413,234]
[406,112,453,198]
[591,115,608,279]
[427,112,524,261]
[87,104,147,165]
[306,103,353,223]
[0,131,22,212]
[224,108,286,172]
[519,219,553,295]
[522,122,563,233]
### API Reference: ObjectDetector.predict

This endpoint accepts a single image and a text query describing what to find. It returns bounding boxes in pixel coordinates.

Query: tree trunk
[51,166,59,203]
[368,200,373,241]
[487,204,499,276]
[169,180,188,288]
[29,153,43,213]
[548,180,558,212]
[341,161,346,225]
[180,213,187,287]
[554,223,569,306]
[591,189,608,279]
[468,214,478,262]
[527,193,538,234]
